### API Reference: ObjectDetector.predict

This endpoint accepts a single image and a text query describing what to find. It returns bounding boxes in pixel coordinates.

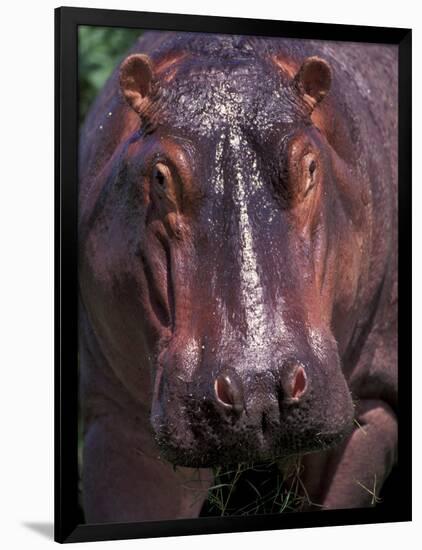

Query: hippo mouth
[154,412,353,469]
[155,423,351,469]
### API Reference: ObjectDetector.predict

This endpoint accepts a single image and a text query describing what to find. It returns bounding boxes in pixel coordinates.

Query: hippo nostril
[280,361,308,402]
[214,373,243,413]
[291,364,307,399]
[214,375,234,407]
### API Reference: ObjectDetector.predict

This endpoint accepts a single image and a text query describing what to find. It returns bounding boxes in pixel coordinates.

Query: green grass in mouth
[203,456,318,516]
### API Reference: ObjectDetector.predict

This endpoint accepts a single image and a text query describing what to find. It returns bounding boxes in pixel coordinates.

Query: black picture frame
[55,6,412,543]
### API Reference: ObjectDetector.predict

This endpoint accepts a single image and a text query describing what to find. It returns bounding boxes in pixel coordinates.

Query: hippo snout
[152,354,354,468]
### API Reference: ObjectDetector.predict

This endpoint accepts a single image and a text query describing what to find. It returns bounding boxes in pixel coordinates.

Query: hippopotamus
[78,31,398,523]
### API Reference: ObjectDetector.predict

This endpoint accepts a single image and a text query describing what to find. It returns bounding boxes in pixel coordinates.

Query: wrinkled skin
[79,33,398,523]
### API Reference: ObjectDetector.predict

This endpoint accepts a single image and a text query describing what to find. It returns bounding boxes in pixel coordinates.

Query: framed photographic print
[55,6,412,543]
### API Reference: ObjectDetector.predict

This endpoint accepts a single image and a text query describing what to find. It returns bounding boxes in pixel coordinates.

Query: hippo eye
[150,161,183,211]
[304,155,318,196]
[152,162,170,191]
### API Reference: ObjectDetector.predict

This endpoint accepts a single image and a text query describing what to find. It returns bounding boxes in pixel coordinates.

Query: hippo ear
[294,56,332,109]
[119,54,154,114]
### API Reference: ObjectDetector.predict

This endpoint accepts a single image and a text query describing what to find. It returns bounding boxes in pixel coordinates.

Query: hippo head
[80,38,365,467]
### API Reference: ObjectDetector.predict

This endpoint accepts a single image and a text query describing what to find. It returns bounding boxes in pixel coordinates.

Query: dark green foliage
[78,26,143,124]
